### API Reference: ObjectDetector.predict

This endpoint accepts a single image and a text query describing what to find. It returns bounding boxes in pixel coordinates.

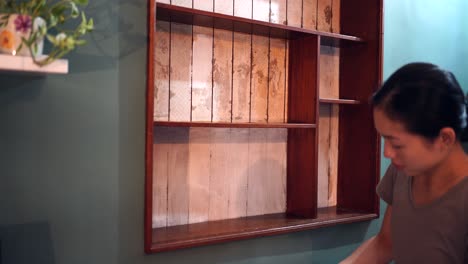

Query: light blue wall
[0,1,466,263]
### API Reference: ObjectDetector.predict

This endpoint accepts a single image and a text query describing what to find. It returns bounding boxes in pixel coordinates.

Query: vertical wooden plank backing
[252,0,270,22]
[232,32,251,122]
[227,129,249,218]
[209,128,231,221]
[331,0,340,33]
[188,128,211,224]
[214,0,233,15]
[234,0,252,19]
[191,26,213,122]
[266,36,287,216]
[165,127,190,226]
[169,23,192,122]
[338,0,382,213]
[287,0,302,28]
[270,0,287,25]
[268,38,286,122]
[247,128,268,216]
[212,28,233,122]
[265,128,287,214]
[318,45,339,208]
[302,0,317,30]
[154,21,170,121]
[250,35,269,123]
[231,3,251,219]
[317,104,330,208]
[287,36,319,218]
[317,0,332,32]
[194,0,213,11]
[171,0,192,8]
[152,130,169,228]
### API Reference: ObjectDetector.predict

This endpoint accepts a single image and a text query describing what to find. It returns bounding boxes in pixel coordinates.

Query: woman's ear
[438,127,456,148]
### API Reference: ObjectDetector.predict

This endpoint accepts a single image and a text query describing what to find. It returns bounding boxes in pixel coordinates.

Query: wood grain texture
[247,128,268,216]
[268,37,286,123]
[287,0,302,28]
[156,0,170,3]
[152,129,169,228]
[163,128,189,226]
[194,0,213,11]
[191,26,213,121]
[253,0,270,22]
[170,23,192,122]
[214,0,233,15]
[209,128,231,220]
[250,35,269,123]
[317,0,332,32]
[303,0,317,30]
[232,32,251,122]
[212,28,233,122]
[227,129,249,218]
[265,128,287,214]
[331,0,340,33]
[154,21,170,121]
[188,128,211,224]
[234,0,252,18]
[318,45,339,207]
[270,0,287,25]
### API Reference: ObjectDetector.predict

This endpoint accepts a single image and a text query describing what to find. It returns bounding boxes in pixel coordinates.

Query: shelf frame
[156,3,364,47]
[145,0,383,254]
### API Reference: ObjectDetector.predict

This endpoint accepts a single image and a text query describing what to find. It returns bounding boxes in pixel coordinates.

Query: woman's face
[373,108,447,176]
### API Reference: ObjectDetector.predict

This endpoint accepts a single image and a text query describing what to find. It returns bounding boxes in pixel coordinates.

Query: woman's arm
[340,205,393,264]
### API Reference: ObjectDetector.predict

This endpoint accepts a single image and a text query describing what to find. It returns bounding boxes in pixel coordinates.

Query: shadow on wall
[0,221,55,264]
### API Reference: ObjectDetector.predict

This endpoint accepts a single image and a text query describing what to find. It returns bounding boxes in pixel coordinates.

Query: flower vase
[0,14,45,58]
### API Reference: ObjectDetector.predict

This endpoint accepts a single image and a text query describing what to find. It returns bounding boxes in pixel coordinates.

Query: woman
[341,62,468,263]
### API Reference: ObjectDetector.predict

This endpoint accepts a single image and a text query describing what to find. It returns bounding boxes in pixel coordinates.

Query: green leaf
[70,2,79,18]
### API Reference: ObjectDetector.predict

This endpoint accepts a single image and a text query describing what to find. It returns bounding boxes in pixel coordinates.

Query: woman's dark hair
[372,62,468,142]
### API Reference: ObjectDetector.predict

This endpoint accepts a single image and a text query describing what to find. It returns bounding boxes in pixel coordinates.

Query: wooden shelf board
[154,121,316,129]
[150,206,377,253]
[319,98,361,105]
[0,54,68,74]
[156,3,364,47]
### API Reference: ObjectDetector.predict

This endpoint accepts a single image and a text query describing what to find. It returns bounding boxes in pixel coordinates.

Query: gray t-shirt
[377,164,468,263]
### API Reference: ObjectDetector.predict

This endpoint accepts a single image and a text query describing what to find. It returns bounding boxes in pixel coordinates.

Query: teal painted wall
[0,1,466,263]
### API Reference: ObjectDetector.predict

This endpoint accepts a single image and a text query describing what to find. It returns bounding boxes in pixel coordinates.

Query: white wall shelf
[0,54,68,74]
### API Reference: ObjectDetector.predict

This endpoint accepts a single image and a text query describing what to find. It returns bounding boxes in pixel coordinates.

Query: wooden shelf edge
[0,54,68,74]
[319,98,361,105]
[156,3,364,46]
[154,121,316,128]
[149,208,378,253]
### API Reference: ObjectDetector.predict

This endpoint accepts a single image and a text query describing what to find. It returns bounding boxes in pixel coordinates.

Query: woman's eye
[393,145,403,150]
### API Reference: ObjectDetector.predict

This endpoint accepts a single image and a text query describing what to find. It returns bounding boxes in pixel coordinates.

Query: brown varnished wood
[150,207,377,252]
[156,3,363,47]
[144,0,156,254]
[154,121,316,128]
[337,0,382,214]
[286,35,319,218]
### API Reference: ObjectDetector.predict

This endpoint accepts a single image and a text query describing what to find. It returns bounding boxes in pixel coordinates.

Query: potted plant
[0,0,93,66]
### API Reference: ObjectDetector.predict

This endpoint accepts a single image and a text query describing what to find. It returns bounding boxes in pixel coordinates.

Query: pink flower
[14,15,32,33]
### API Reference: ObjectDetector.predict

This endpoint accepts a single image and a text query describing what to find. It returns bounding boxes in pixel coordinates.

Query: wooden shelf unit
[145,0,382,253]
